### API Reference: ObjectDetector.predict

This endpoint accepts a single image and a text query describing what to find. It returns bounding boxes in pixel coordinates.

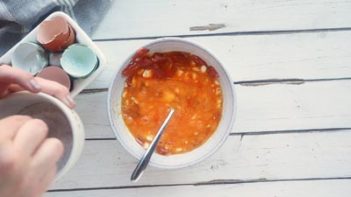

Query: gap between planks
[81,77,351,94]
[48,176,351,193]
[84,127,351,141]
[92,27,351,42]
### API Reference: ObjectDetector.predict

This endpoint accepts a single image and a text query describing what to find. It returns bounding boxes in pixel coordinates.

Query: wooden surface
[92,0,351,40]
[46,0,351,196]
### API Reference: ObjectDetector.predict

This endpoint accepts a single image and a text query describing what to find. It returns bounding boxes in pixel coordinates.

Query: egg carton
[0,11,106,97]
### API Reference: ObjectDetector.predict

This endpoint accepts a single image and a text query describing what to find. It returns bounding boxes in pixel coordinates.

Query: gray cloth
[0,0,112,55]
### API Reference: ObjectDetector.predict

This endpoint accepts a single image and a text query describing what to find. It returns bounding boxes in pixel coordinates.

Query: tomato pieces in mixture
[121,49,222,155]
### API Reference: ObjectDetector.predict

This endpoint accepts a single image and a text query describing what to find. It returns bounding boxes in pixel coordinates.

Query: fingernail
[64,95,75,108]
[29,79,41,91]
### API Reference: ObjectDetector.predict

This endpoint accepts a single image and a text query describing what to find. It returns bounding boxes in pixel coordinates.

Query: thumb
[0,65,41,93]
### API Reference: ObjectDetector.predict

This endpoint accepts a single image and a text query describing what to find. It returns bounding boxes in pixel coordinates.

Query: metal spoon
[131,108,175,182]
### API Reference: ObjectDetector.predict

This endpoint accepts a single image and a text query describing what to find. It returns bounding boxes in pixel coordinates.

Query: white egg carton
[0,11,106,97]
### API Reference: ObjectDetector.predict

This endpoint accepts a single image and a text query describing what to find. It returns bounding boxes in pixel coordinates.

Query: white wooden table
[46,0,351,196]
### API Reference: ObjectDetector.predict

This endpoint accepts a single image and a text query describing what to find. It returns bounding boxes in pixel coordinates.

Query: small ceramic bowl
[108,38,236,169]
[0,92,85,180]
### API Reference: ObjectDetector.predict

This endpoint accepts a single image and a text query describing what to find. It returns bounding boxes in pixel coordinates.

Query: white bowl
[0,92,85,180]
[108,38,236,168]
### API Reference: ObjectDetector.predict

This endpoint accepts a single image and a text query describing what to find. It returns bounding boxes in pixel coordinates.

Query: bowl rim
[107,37,237,168]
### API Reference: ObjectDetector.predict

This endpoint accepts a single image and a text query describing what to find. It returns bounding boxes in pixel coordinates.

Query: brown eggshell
[37,16,70,52]
[37,66,72,90]
[60,25,76,51]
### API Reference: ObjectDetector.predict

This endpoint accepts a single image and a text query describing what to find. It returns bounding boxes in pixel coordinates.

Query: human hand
[0,65,75,108]
[0,115,64,197]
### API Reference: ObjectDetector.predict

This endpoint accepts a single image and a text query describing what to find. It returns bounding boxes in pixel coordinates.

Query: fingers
[0,82,10,98]
[0,65,75,108]
[0,115,32,141]
[0,140,17,178]
[34,77,75,108]
[36,166,57,196]
[0,65,41,93]
[6,78,75,108]
[31,138,63,178]
[7,84,23,93]
[13,119,48,156]
[27,151,59,197]
[0,116,32,180]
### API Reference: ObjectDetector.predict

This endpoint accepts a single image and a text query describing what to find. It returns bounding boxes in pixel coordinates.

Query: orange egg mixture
[121,49,223,155]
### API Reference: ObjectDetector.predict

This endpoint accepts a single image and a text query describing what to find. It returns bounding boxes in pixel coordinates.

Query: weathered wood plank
[50,131,351,190]
[92,0,351,40]
[46,179,351,197]
[91,31,351,89]
[77,80,351,138]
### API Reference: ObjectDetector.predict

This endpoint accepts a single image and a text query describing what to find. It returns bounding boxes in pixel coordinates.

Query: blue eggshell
[60,44,98,78]
[11,42,48,74]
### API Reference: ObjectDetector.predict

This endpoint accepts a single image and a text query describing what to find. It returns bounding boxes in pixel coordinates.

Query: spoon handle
[131,108,175,182]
